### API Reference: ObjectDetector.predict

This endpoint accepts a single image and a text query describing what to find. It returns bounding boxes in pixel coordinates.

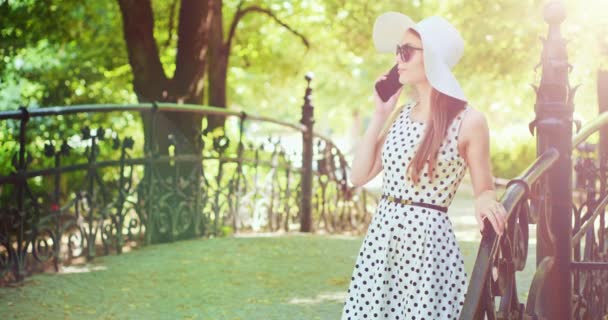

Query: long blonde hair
[376,88,466,185]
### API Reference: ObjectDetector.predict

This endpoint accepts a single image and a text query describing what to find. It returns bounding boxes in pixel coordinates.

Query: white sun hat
[372,12,467,102]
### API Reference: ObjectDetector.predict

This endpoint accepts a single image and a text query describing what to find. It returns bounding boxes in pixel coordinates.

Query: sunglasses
[396,44,423,62]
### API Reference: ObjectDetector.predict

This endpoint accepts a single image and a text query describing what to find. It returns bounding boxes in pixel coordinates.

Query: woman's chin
[398,77,410,85]
[398,74,422,86]
[398,74,410,84]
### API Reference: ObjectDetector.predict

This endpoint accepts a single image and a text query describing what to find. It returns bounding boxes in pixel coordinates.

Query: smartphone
[375,64,402,102]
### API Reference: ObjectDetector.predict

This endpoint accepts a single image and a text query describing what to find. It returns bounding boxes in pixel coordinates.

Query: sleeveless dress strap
[450,105,469,137]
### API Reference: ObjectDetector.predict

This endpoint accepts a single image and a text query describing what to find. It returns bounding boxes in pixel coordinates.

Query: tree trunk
[206,0,228,132]
[118,0,211,153]
[117,0,307,242]
[118,0,214,243]
[117,0,169,102]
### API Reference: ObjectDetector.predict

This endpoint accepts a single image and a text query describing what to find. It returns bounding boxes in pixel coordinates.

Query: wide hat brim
[372,12,467,102]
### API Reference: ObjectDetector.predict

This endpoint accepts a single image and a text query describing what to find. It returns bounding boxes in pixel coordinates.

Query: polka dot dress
[341,101,470,320]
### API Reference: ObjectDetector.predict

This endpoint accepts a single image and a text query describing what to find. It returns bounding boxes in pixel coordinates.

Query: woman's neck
[413,82,433,114]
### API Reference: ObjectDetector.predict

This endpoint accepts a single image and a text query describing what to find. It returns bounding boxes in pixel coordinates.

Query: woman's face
[396,30,426,85]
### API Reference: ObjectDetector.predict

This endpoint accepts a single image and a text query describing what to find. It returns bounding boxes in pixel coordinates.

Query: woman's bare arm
[462,109,508,235]
[350,122,388,187]
[350,76,402,187]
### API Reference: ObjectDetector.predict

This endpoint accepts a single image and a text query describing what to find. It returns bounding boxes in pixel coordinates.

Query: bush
[490,126,537,179]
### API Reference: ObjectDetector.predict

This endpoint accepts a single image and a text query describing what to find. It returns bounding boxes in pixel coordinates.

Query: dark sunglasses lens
[396,45,412,62]
[403,47,411,62]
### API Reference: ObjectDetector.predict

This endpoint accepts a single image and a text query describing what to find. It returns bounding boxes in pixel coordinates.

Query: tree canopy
[1,0,607,177]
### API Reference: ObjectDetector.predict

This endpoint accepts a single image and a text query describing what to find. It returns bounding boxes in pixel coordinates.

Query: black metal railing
[0,76,379,284]
[461,1,608,319]
[459,148,558,319]
[460,89,608,320]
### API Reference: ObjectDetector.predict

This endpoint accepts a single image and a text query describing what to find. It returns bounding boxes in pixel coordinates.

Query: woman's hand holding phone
[373,73,403,118]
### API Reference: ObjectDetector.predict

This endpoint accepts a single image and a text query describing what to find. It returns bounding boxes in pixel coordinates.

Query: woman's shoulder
[459,105,489,142]
[461,105,485,125]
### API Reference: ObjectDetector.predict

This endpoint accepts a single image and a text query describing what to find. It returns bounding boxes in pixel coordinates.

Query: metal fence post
[15,106,30,281]
[300,73,314,232]
[531,2,574,318]
[598,70,608,253]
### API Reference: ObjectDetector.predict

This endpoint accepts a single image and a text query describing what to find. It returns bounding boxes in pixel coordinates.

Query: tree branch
[226,0,246,47]
[226,4,309,51]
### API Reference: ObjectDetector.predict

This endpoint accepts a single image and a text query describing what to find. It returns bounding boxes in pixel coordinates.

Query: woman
[342,12,508,319]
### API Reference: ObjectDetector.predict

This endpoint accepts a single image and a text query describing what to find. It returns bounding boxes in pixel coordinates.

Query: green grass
[0,184,539,319]
[0,233,536,320]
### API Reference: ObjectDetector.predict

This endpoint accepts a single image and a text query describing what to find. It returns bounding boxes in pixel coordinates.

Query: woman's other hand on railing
[474,190,508,236]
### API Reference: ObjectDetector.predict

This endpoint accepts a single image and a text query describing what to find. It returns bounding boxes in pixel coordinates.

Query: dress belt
[381,194,448,213]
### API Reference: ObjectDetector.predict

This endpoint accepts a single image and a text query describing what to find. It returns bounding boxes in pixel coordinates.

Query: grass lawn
[0,182,538,319]
[0,236,538,319]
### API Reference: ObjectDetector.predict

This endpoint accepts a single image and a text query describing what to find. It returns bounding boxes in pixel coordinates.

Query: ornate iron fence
[0,76,379,284]
[460,2,608,319]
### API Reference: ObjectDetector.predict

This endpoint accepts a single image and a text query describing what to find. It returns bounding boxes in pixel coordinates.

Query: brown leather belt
[381,194,448,213]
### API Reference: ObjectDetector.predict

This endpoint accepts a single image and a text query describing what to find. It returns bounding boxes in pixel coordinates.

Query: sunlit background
[1,1,607,318]
[1,0,607,178]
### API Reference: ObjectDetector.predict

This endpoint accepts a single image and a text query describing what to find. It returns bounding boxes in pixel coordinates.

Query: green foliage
[0,1,132,108]
[490,127,537,178]
[220,225,234,237]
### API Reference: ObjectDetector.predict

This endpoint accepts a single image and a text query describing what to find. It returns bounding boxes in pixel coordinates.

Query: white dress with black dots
[341,101,470,320]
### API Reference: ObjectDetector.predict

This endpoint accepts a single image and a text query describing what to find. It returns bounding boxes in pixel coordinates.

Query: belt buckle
[385,195,411,205]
